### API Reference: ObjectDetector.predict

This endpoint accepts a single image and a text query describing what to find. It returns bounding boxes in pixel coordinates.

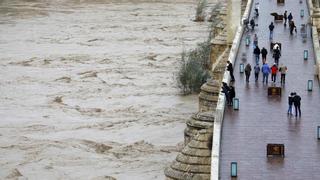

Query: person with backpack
[254,64,260,82]
[254,46,261,65]
[293,92,301,117]
[269,22,275,40]
[279,64,288,84]
[261,47,268,63]
[244,63,252,82]
[270,63,278,83]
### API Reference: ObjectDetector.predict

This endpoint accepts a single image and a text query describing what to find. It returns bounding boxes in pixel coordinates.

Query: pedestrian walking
[284,10,288,26]
[221,82,231,105]
[254,46,261,65]
[250,18,255,31]
[253,34,258,49]
[293,92,301,117]
[229,86,236,106]
[279,64,288,84]
[254,64,260,82]
[227,61,235,82]
[269,22,275,40]
[261,63,270,84]
[288,12,293,22]
[261,47,268,63]
[287,92,294,115]
[245,63,252,82]
[289,20,297,35]
[271,63,278,83]
[273,46,281,65]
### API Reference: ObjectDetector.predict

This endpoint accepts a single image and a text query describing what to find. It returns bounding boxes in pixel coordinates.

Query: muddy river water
[0,0,214,179]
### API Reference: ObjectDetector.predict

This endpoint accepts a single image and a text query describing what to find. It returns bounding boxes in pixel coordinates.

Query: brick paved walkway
[219,0,320,179]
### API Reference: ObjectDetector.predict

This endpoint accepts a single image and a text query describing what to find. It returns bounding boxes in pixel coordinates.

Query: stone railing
[307,0,320,79]
[210,0,253,179]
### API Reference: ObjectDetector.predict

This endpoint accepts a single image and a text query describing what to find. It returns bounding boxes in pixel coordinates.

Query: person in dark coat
[221,82,231,105]
[284,10,288,26]
[289,20,297,35]
[254,64,260,82]
[250,18,255,30]
[269,22,275,39]
[261,47,268,63]
[244,63,252,82]
[227,61,235,82]
[254,46,261,65]
[287,92,294,115]
[229,85,236,106]
[292,92,301,117]
[288,12,293,22]
[273,46,281,65]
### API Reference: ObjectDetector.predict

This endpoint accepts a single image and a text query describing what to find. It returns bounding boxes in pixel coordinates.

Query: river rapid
[0,0,213,179]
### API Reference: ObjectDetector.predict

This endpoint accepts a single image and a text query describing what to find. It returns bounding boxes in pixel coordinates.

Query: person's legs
[294,104,298,117]
[281,74,285,84]
[263,73,266,83]
[298,104,301,116]
[266,74,268,83]
[288,104,292,114]
[255,73,258,81]
[230,71,235,81]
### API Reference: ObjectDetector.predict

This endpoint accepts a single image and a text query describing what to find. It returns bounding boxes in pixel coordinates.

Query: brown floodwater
[0,0,214,179]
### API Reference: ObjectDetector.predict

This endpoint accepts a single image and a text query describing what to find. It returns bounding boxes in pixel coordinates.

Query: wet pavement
[220,0,320,179]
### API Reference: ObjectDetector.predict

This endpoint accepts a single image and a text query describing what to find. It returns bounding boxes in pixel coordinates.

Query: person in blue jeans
[254,46,261,65]
[261,63,270,84]
[287,92,294,115]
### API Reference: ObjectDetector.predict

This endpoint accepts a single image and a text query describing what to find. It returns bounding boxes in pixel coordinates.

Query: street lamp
[245,36,250,46]
[308,80,313,91]
[304,50,308,60]
[300,9,304,17]
[231,162,237,177]
[240,63,244,73]
[233,98,239,110]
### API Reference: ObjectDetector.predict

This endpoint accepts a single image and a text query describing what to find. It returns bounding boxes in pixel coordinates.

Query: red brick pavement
[219,0,320,179]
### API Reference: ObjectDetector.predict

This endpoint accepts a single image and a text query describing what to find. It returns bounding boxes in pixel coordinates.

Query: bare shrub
[195,0,207,22]
[177,49,210,95]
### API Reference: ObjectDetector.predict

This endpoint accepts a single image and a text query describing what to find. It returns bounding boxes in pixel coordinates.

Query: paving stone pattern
[220,0,320,179]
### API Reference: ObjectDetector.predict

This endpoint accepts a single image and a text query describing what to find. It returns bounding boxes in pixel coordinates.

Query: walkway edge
[307,0,320,79]
[210,0,253,179]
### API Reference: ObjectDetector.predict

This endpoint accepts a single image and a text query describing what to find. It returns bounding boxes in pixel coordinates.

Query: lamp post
[245,35,250,46]
[300,9,304,17]
[231,162,237,177]
[240,63,244,73]
[308,80,313,91]
[233,98,239,110]
[304,50,308,60]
